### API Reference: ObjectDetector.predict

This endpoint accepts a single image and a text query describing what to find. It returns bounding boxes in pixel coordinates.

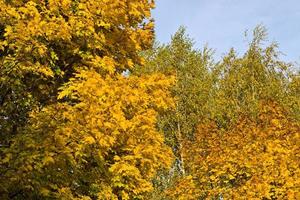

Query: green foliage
[144,25,300,200]
[135,27,214,167]
[134,27,216,199]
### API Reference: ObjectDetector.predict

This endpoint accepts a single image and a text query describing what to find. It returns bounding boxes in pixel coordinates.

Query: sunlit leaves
[182,102,300,199]
[0,0,174,199]
[0,0,155,140]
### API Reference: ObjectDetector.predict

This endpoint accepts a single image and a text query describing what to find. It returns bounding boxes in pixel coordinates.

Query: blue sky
[153,0,300,63]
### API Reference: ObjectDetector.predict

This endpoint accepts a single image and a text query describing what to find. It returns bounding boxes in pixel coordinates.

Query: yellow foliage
[0,0,174,199]
[165,175,200,200]
[178,101,300,199]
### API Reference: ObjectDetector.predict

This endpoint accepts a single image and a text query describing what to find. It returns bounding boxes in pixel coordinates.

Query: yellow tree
[0,0,174,199]
[0,0,154,142]
[182,101,300,199]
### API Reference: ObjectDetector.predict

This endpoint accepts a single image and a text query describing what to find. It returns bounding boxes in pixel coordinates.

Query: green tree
[135,27,215,199]
[165,25,300,200]
[211,25,293,128]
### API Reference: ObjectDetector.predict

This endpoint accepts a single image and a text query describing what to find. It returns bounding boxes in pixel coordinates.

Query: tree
[210,25,293,128]
[182,101,300,199]
[134,28,215,199]
[135,27,214,175]
[0,0,154,142]
[0,0,174,199]
[165,26,300,200]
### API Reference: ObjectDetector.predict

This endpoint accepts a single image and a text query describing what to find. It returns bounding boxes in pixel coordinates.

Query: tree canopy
[1,1,299,199]
[0,0,174,199]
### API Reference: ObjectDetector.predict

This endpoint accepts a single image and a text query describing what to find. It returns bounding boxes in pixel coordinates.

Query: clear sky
[153,0,300,63]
